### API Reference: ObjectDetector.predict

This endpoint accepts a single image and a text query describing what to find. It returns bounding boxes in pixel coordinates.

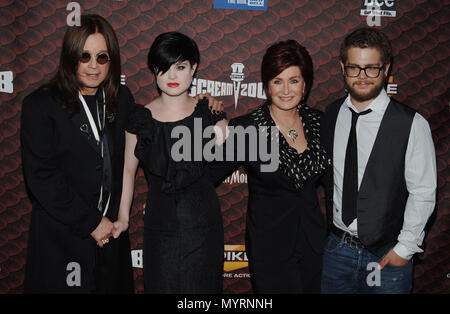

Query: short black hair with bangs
[147,31,200,77]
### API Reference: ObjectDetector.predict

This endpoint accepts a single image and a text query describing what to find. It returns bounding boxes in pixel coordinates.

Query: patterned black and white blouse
[250,100,331,190]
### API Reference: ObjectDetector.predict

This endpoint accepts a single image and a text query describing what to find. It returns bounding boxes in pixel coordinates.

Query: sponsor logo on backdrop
[361,0,397,26]
[361,0,397,16]
[223,245,249,274]
[189,63,266,109]
[386,75,398,96]
[214,0,267,11]
[230,63,245,109]
[132,246,250,276]
[0,71,13,93]
[223,169,248,184]
[131,249,143,268]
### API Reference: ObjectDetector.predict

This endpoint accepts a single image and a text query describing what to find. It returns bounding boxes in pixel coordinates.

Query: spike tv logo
[223,245,249,274]
[189,63,266,110]
[132,245,250,275]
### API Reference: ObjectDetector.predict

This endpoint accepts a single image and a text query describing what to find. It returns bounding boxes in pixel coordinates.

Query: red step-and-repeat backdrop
[0,0,448,294]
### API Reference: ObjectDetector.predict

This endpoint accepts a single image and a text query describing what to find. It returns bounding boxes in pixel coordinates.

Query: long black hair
[42,14,121,116]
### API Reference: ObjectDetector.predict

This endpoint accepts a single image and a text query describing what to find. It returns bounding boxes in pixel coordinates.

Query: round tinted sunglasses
[79,52,110,65]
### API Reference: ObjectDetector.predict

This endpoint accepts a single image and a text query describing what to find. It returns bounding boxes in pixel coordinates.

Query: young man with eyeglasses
[320,27,436,293]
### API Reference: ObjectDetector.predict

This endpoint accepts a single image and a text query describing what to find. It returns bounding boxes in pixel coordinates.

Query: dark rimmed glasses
[79,52,110,65]
[344,64,385,78]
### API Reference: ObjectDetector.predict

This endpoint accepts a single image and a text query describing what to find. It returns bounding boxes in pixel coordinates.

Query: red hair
[261,40,313,100]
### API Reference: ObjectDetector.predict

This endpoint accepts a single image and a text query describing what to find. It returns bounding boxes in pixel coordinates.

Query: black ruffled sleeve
[125,104,160,165]
[126,104,154,135]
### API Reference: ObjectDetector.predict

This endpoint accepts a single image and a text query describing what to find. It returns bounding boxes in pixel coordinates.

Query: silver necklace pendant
[288,129,298,141]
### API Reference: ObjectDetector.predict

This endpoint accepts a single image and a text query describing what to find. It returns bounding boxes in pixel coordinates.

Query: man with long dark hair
[21,14,134,293]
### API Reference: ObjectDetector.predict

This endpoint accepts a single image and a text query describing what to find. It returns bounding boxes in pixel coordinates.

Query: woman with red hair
[211,39,330,293]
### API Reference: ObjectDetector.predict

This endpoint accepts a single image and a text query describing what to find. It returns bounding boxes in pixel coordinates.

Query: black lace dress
[126,98,225,293]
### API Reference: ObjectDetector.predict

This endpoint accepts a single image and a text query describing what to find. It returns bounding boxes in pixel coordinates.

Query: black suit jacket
[21,85,135,293]
[210,109,327,255]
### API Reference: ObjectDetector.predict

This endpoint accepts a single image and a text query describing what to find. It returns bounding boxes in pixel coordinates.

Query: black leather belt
[331,224,366,250]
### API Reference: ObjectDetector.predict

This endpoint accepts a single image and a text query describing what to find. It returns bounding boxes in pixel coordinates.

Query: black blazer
[21,85,135,293]
[210,109,327,256]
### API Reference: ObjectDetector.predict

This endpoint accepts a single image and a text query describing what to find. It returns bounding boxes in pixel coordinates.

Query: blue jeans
[321,232,413,294]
